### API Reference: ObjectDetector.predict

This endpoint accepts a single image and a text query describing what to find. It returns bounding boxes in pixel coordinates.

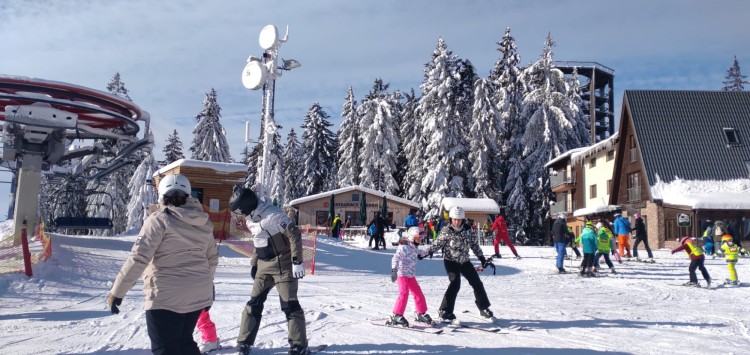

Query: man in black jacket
[552,212,569,273]
[632,213,654,262]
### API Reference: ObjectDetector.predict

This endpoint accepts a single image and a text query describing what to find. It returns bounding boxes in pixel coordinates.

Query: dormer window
[724,128,740,145]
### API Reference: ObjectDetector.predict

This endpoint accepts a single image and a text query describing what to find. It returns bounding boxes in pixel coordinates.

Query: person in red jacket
[671,236,712,288]
[490,211,520,259]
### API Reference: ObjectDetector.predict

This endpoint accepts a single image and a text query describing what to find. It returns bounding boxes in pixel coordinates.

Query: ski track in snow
[1,228,749,355]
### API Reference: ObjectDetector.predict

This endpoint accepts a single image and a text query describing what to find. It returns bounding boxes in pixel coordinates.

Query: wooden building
[288,185,420,227]
[610,90,750,249]
[440,197,501,225]
[153,159,247,211]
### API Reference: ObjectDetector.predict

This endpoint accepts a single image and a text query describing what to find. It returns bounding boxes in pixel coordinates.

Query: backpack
[368,224,376,236]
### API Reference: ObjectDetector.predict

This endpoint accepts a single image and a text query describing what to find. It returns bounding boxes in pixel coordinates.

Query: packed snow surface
[1,226,749,354]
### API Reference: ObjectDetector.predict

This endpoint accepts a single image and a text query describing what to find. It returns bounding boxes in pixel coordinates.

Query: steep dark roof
[625,90,750,186]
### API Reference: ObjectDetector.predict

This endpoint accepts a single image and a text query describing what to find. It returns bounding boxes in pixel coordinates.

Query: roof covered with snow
[288,185,420,208]
[440,197,501,214]
[544,147,587,168]
[570,132,619,163]
[154,158,247,176]
[650,177,750,210]
[625,90,750,186]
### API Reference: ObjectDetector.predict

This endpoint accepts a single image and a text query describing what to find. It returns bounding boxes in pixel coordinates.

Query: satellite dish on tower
[241,60,267,90]
[259,25,279,50]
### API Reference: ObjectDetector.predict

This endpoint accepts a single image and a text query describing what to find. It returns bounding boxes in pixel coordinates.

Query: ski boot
[705,279,712,289]
[438,310,459,325]
[558,267,567,274]
[237,343,251,355]
[682,281,699,287]
[610,268,617,274]
[387,313,409,327]
[200,338,220,354]
[415,312,434,325]
[479,308,494,319]
[288,344,309,355]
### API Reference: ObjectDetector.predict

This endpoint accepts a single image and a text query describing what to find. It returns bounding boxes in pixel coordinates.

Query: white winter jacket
[110,198,218,313]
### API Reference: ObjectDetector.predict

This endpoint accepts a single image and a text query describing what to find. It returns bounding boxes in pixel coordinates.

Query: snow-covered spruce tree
[520,32,584,241]
[469,78,500,199]
[125,152,159,231]
[722,55,750,91]
[162,129,185,165]
[300,102,337,195]
[258,125,285,206]
[190,88,233,162]
[388,90,407,196]
[336,86,360,187]
[283,129,304,204]
[357,78,400,194]
[85,72,137,236]
[417,38,470,215]
[399,89,423,202]
[492,27,527,228]
[567,67,591,144]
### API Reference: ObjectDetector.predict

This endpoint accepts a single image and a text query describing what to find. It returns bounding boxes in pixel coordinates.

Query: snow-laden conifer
[300,103,337,195]
[722,56,749,91]
[336,87,360,187]
[190,88,233,162]
[357,79,400,194]
[125,152,159,231]
[469,78,500,199]
[283,129,304,204]
[162,129,184,165]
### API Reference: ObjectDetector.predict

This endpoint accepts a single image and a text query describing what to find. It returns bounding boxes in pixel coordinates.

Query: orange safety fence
[203,206,318,275]
[0,220,53,276]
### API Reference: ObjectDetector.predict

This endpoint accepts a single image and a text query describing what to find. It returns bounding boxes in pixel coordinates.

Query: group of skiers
[107,174,310,355]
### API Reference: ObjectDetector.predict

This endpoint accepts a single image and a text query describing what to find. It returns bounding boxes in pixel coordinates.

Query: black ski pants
[439,260,490,314]
[145,308,202,355]
[689,256,711,284]
[565,237,581,257]
[580,253,596,272]
[633,236,653,258]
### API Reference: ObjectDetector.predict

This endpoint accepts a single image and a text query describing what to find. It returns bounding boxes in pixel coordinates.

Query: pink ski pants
[392,276,427,316]
[196,308,217,342]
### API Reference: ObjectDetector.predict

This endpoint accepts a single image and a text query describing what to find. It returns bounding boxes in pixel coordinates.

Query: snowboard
[370,320,444,334]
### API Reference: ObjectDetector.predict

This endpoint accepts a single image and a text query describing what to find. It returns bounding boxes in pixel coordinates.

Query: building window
[607,179,612,194]
[745,160,750,178]
[191,188,204,204]
[627,172,641,201]
[606,150,615,161]
[629,136,638,162]
[589,158,596,168]
[316,211,329,226]
[724,128,740,145]
[352,193,359,202]
[590,184,597,199]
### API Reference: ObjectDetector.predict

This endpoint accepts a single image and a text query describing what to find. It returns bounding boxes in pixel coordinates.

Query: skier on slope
[426,206,494,324]
[229,185,309,355]
[490,210,520,259]
[388,227,434,327]
[672,236,712,288]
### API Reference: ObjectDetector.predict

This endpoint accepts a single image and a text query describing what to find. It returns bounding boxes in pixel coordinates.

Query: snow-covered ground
[1,225,749,355]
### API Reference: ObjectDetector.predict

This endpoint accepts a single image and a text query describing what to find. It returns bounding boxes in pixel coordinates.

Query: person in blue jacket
[404,211,419,228]
[612,212,632,258]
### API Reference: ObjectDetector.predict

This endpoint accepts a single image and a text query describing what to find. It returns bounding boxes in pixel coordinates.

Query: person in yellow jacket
[715,234,746,285]
[594,222,616,274]
[671,236,712,288]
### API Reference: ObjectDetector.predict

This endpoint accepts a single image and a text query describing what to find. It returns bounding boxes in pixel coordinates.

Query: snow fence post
[21,221,33,277]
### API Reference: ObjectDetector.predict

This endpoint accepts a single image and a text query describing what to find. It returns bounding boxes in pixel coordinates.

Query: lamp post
[241,24,301,199]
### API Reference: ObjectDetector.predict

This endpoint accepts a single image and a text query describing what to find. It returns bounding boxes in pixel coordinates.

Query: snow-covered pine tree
[300,102,337,195]
[390,89,409,197]
[125,152,159,231]
[567,67,591,144]
[722,55,750,91]
[492,27,527,228]
[262,126,286,205]
[283,129,304,204]
[357,78,400,194]
[336,86,360,187]
[399,89,423,202]
[106,72,132,101]
[469,78,500,199]
[520,32,584,240]
[162,129,185,165]
[417,38,470,215]
[190,88,233,162]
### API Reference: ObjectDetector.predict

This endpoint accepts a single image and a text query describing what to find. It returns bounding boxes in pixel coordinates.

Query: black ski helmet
[229,185,259,215]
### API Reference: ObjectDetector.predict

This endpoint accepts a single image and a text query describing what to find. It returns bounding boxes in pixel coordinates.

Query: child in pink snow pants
[388,227,433,327]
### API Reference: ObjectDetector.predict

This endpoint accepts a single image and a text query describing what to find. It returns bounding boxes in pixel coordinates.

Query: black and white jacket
[429,222,485,264]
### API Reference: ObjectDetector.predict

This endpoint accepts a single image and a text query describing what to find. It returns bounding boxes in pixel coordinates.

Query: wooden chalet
[153,159,247,211]
[610,90,750,249]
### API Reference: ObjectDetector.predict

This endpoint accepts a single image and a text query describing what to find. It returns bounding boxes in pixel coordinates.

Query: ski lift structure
[46,185,115,231]
[0,75,151,241]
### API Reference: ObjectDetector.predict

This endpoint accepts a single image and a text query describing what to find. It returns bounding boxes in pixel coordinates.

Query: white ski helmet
[158,174,191,197]
[448,206,465,220]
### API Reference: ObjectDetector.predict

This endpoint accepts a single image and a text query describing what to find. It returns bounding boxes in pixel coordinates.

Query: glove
[107,293,122,315]
[391,268,398,282]
[251,265,257,279]
[292,260,305,279]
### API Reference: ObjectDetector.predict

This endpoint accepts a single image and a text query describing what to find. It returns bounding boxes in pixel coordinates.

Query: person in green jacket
[594,221,617,274]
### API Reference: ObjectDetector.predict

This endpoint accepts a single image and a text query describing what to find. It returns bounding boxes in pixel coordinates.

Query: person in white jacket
[107,174,218,355]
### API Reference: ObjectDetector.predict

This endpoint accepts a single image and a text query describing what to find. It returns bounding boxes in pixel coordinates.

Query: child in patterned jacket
[388,227,433,327]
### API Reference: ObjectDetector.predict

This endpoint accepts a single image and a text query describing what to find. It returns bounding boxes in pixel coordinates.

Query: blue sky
[1,0,748,220]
